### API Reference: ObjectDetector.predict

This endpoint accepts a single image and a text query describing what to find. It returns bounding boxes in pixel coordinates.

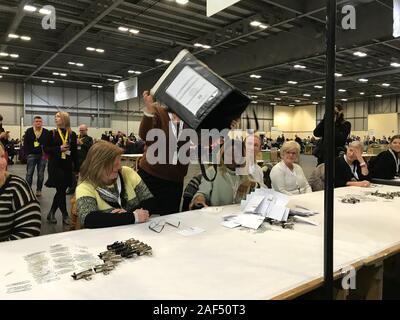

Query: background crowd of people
[0,99,399,243]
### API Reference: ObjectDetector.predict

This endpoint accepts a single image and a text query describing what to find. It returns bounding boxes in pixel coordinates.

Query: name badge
[34,141,40,148]
[77,146,81,151]
[61,152,66,160]
[65,150,71,156]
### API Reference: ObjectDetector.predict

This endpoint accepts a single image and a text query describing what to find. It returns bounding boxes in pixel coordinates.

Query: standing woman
[313,104,351,165]
[45,112,78,225]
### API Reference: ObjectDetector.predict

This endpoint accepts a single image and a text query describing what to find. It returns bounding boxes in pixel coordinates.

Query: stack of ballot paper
[240,188,319,223]
[240,188,290,222]
[221,214,265,230]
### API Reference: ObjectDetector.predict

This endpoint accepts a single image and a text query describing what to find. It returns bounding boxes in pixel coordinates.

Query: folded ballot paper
[230,188,320,229]
[151,49,250,131]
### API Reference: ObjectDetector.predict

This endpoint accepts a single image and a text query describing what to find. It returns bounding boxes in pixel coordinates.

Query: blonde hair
[281,141,300,156]
[79,140,123,187]
[56,111,71,133]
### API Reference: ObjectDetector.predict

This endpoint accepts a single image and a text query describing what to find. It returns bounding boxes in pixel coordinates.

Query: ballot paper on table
[241,189,290,221]
[289,205,319,217]
[177,227,205,236]
[221,214,264,230]
[292,215,319,226]
[243,195,265,213]
[233,214,265,230]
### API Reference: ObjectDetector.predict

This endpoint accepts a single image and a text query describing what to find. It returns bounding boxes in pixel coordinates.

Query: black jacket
[314,119,351,158]
[335,155,370,188]
[77,135,93,170]
[24,127,51,156]
[44,128,78,188]
[369,150,399,179]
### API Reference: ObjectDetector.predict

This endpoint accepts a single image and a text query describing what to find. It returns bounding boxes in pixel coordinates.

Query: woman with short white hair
[335,140,370,187]
[270,141,312,195]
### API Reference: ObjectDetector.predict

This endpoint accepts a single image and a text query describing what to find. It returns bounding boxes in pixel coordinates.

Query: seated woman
[76,141,155,229]
[191,139,258,208]
[335,141,370,188]
[369,135,400,179]
[270,141,312,195]
[0,142,41,241]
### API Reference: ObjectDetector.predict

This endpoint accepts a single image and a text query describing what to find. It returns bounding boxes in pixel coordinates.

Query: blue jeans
[26,154,47,191]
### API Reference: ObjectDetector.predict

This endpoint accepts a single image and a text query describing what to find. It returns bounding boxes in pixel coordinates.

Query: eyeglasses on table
[148,219,181,233]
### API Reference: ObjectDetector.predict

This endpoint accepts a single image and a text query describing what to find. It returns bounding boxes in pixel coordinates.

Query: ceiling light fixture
[390,62,400,68]
[20,36,31,41]
[250,21,261,27]
[303,93,311,97]
[118,26,129,32]
[358,78,368,82]
[129,29,140,34]
[359,92,365,95]
[288,81,298,85]
[314,85,323,89]
[24,5,37,12]
[382,83,390,87]
[338,89,347,92]
[1,66,9,70]
[39,8,52,15]
[294,64,306,69]
[250,74,261,79]
[353,51,367,57]
[279,91,287,94]
[335,73,343,77]
[254,87,262,91]
[8,34,19,39]
[375,94,382,97]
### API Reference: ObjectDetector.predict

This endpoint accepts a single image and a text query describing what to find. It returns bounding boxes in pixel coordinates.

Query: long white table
[1,185,400,299]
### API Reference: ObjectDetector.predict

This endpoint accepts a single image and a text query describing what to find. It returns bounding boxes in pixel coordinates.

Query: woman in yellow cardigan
[76,141,155,228]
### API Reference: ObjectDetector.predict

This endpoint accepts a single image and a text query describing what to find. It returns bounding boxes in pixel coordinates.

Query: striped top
[0,174,41,242]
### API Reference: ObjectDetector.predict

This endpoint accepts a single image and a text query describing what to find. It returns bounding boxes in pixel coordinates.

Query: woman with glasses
[270,141,312,195]
[190,139,258,208]
[335,140,370,188]
[76,141,154,229]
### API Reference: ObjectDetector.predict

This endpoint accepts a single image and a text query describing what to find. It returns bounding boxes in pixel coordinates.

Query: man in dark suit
[24,116,51,197]
[67,124,93,195]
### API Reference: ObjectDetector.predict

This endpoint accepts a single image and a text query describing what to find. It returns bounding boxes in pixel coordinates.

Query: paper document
[267,205,288,222]
[177,227,205,236]
[243,195,265,213]
[221,220,241,229]
[293,216,319,226]
[166,66,220,115]
[233,214,265,230]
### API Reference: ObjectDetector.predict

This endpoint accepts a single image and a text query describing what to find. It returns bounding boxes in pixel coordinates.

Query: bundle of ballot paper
[221,188,320,230]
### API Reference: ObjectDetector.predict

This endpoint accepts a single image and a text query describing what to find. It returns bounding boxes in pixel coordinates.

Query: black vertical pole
[324,0,336,300]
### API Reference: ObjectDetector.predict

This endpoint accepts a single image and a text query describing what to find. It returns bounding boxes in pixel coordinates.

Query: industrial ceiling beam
[25,0,128,81]
[0,0,29,52]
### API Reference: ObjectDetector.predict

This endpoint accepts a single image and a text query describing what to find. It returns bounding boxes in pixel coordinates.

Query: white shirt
[270,161,312,195]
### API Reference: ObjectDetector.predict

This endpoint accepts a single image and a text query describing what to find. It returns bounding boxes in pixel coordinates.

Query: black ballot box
[151,49,250,131]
